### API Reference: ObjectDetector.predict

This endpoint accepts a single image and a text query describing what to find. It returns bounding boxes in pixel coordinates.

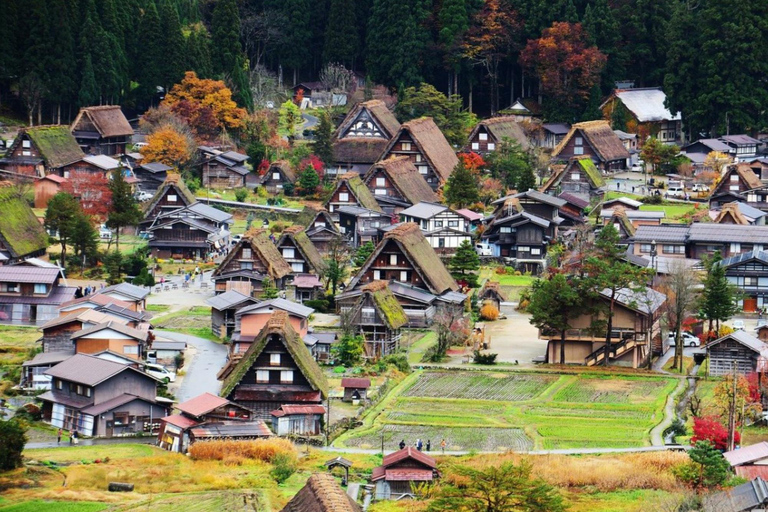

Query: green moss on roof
[345,174,383,212]
[363,282,408,329]
[284,227,327,274]
[577,158,606,187]
[0,185,48,258]
[26,126,84,168]
[220,311,328,399]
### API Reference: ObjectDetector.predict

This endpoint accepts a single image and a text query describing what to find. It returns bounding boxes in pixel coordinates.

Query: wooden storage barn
[341,377,371,402]
[71,105,133,156]
[705,331,768,377]
[371,447,439,500]
[260,161,296,194]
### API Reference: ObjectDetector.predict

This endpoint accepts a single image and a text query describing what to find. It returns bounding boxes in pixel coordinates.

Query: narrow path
[157,330,228,403]
[650,377,687,446]
[317,445,687,456]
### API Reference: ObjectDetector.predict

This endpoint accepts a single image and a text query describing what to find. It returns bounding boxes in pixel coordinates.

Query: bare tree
[240,7,287,67]
[320,63,355,96]
[431,306,470,362]
[17,73,46,127]
[662,260,700,373]
[249,65,285,107]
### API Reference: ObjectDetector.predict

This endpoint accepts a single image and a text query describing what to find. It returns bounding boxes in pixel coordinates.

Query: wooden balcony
[539,328,646,343]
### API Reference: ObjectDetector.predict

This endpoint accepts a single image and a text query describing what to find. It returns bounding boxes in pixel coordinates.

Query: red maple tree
[61,170,112,219]
[691,415,738,450]
[458,152,486,175]
[300,155,325,181]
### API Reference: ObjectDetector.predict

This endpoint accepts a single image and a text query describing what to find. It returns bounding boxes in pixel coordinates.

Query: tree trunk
[37,103,42,125]
[453,71,458,101]
[604,294,616,366]
[115,228,120,254]
[468,82,473,114]
[560,329,566,365]
[57,104,61,125]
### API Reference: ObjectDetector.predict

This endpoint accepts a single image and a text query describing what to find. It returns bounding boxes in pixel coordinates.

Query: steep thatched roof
[553,121,630,163]
[143,173,197,214]
[330,173,383,212]
[361,281,408,329]
[714,202,750,225]
[479,280,507,302]
[25,126,84,168]
[71,105,133,138]
[279,225,327,274]
[0,183,48,258]
[733,164,763,190]
[541,156,606,192]
[266,160,296,183]
[220,310,328,399]
[366,156,438,205]
[332,138,389,164]
[607,206,635,236]
[470,116,530,150]
[215,228,292,280]
[280,473,361,512]
[334,99,400,139]
[387,117,459,184]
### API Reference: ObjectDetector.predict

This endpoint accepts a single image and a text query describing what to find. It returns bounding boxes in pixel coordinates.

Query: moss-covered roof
[214,228,292,280]
[0,184,48,258]
[220,310,328,399]
[362,281,408,329]
[142,173,197,215]
[577,157,606,187]
[340,173,383,212]
[281,226,327,274]
[25,126,84,168]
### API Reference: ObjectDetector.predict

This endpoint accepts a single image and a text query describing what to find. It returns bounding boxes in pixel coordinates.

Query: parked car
[475,243,493,256]
[135,191,153,202]
[630,163,643,172]
[733,320,746,331]
[668,331,700,347]
[145,363,176,383]
[666,181,686,198]
[231,234,243,244]
[691,183,709,193]
[99,225,112,240]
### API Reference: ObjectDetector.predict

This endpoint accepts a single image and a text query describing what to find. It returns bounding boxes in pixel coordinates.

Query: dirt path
[650,377,687,446]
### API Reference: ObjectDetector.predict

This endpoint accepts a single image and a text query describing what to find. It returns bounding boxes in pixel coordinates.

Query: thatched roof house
[281,473,361,512]
[359,281,408,329]
[552,121,630,172]
[216,228,292,281]
[541,156,607,202]
[0,126,85,177]
[325,172,383,215]
[465,116,531,154]
[277,225,327,275]
[142,173,196,215]
[71,106,133,138]
[0,183,49,262]
[331,100,401,175]
[364,156,438,208]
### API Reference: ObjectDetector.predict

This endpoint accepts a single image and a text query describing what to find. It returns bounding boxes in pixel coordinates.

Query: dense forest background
[0,0,765,137]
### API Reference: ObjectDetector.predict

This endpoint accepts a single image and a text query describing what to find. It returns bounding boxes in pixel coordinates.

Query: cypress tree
[312,110,334,167]
[187,28,213,79]
[211,0,242,76]
[136,1,163,101]
[444,161,480,209]
[449,240,481,288]
[232,57,254,112]
[159,0,186,90]
[78,55,99,107]
[583,0,623,92]
[45,0,78,118]
[324,0,358,67]
[562,0,579,22]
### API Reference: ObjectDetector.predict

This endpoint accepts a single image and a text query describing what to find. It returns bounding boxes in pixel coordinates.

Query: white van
[667,181,685,198]
[475,243,493,256]
[145,363,176,383]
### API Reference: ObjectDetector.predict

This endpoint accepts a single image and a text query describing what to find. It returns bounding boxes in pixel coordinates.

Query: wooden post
[728,361,737,451]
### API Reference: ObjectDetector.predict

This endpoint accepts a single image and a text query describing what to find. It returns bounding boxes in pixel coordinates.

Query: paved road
[26,437,156,450]
[158,330,228,404]
[320,445,687,456]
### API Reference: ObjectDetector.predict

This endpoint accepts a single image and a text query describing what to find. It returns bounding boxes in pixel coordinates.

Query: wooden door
[744,297,758,312]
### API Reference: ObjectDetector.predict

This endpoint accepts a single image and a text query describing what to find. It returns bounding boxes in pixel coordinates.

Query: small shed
[324,456,354,485]
[705,331,768,377]
[371,447,439,500]
[271,404,326,436]
[724,442,768,480]
[478,281,506,311]
[341,378,371,402]
[702,477,768,512]
[281,473,361,512]
[149,340,187,368]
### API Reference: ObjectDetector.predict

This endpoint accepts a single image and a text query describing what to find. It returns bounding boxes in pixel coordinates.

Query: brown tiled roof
[341,378,370,389]
[40,309,129,331]
[389,117,459,183]
[381,446,437,469]
[176,392,229,418]
[332,138,389,164]
[553,121,630,162]
[214,229,291,280]
[280,473,361,512]
[0,266,59,284]
[366,156,438,205]
[72,105,133,138]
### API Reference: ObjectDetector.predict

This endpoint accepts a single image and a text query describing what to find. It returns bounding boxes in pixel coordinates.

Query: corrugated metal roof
[721,134,761,146]
[206,290,256,311]
[271,404,326,416]
[399,202,448,220]
[151,341,186,351]
[600,209,665,219]
[236,298,314,319]
[703,477,768,512]
[542,123,571,135]
[614,88,681,122]
[191,420,271,438]
[162,414,199,429]
[724,442,768,467]
[140,162,172,173]
[83,154,120,170]
[0,266,60,284]
[600,287,666,314]
[633,225,690,243]
[705,331,768,354]
[736,202,767,219]
[689,223,768,243]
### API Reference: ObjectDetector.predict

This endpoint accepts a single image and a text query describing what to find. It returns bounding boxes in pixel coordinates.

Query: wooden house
[0,126,85,178]
[556,192,588,227]
[705,331,768,377]
[340,281,408,359]
[363,156,438,214]
[228,299,314,359]
[304,209,341,254]
[61,154,121,178]
[133,162,172,194]
[541,156,607,203]
[271,404,326,436]
[96,283,150,312]
[206,290,259,339]
[325,172,383,219]
[140,173,197,229]
[600,87,682,145]
[39,354,168,437]
[219,310,328,422]
[331,99,401,176]
[34,174,67,209]
[687,223,768,260]
[464,116,530,155]
[40,309,131,354]
[337,206,392,247]
[70,321,149,361]
[724,442,768,481]
[600,207,636,242]
[540,123,570,149]
[276,226,327,276]
[70,105,133,156]
[710,164,764,209]
[20,352,72,391]
[341,378,370,402]
[198,147,250,189]
[397,202,472,255]
[212,229,292,296]
[721,135,762,161]
[0,183,50,263]
[718,250,768,312]
[147,202,233,260]
[0,266,75,326]
[552,121,630,172]
[260,161,296,194]
[539,287,666,367]
[682,138,735,160]
[281,473,361,512]
[478,281,506,311]
[378,117,459,190]
[371,447,439,500]
[600,207,663,229]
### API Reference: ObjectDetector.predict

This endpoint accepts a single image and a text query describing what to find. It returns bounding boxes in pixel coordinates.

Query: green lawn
[603,191,643,201]
[335,371,677,451]
[0,325,40,365]
[639,204,696,222]
[407,332,436,365]
[24,443,158,463]
[0,502,108,512]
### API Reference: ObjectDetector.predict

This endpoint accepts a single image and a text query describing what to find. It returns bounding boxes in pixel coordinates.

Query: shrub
[479,304,499,321]
[188,438,296,462]
[234,188,249,203]
[383,354,410,373]
[0,419,27,470]
[673,441,731,488]
[303,299,329,313]
[14,403,42,422]
[270,221,288,234]
[186,177,201,193]
[642,194,663,204]
[473,351,498,365]
[691,415,736,450]
[255,186,268,198]
[270,452,297,484]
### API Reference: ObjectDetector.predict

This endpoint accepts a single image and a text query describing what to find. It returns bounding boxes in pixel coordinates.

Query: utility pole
[326,392,331,447]
[728,362,738,451]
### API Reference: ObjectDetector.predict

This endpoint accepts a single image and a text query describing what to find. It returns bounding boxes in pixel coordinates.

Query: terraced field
[335,371,677,451]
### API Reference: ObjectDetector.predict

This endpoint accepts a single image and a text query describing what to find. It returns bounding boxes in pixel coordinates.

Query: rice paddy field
[335,371,677,451]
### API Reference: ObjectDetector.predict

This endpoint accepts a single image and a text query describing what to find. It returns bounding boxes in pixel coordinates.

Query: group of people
[56,428,79,445]
[399,438,448,453]
[73,283,103,299]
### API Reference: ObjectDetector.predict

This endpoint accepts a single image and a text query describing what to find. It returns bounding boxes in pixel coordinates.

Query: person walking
[426,440,431,452]
[399,439,405,450]
[72,430,79,445]
[416,439,423,451]
[69,430,74,445]
[440,439,447,454]
[57,429,62,444]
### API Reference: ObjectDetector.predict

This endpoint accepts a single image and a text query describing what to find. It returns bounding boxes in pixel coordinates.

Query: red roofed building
[341,377,370,402]
[724,442,768,480]
[35,174,68,209]
[371,447,439,500]
[271,404,326,436]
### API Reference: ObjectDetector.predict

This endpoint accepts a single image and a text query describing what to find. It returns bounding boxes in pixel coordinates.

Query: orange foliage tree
[61,170,111,219]
[162,71,247,140]
[140,126,193,168]
[459,152,486,175]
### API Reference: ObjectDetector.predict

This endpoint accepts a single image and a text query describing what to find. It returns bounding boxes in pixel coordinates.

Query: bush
[186,176,201,193]
[255,186,268,198]
[283,182,295,196]
[234,188,249,203]
[473,351,498,365]
[270,452,297,484]
[0,419,27,470]
[479,304,499,321]
[188,438,296,462]
[642,194,663,204]
[382,354,410,373]
[303,299,329,313]
[14,403,41,422]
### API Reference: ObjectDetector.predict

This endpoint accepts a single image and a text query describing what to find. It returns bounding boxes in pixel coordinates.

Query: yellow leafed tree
[140,126,193,168]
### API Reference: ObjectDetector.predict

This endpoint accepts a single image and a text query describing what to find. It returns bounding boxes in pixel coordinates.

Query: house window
[85,387,91,397]
[640,244,652,253]
[748,193,758,202]
[415,154,422,163]
[531,248,541,255]
[663,245,684,254]
[280,370,294,384]
[376,177,385,187]
[242,248,252,258]
[731,174,739,182]
[487,143,496,151]
[63,171,70,178]
[500,226,512,233]
[375,188,387,195]
[361,307,375,323]
[518,246,530,252]
[574,147,584,155]
[571,173,580,180]
[373,270,381,280]
[731,243,741,253]
[418,166,428,175]
[256,370,269,383]
[0,283,18,293]
[438,238,445,248]
[575,136,583,146]
[22,151,31,156]
[471,143,480,150]
[448,220,459,227]
[291,262,303,272]
[400,270,409,281]
[370,221,380,228]
[390,254,398,265]
[435,221,443,228]
[55,379,63,390]
[479,133,488,141]
[745,277,756,286]
[272,172,280,180]
[22,140,30,148]
[270,354,281,366]
[282,248,295,259]
[401,142,411,151]
[123,346,138,355]
[167,194,177,202]
[241,261,253,270]
[33,284,46,294]
[339,192,349,202]
[730,185,740,191]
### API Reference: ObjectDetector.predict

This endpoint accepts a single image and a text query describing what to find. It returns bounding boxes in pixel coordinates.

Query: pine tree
[517,165,537,192]
[45,193,81,268]
[135,1,163,101]
[437,0,470,87]
[562,0,579,22]
[211,0,242,76]
[528,274,586,364]
[45,0,77,119]
[231,57,253,111]
[159,0,186,91]
[78,55,99,107]
[445,161,480,209]
[104,250,124,285]
[297,167,320,196]
[616,0,669,87]
[312,110,334,167]
[187,28,213,79]
[699,252,740,334]
[582,0,623,92]
[324,0,358,67]
[354,241,375,267]
[449,240,480,287]
[580,84,603,121]
[272,0,312,82]
[106,168,143,253]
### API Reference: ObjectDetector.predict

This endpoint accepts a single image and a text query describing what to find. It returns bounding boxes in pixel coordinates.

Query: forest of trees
[0,0,766,136]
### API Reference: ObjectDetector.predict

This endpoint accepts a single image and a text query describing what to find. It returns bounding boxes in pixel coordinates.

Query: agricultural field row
[336,371,677,451]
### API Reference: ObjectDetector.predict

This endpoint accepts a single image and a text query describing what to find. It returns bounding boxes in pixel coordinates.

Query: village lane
[160,330,228,404]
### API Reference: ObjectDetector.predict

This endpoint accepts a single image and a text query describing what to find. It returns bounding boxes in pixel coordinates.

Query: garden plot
[336,371,677,451]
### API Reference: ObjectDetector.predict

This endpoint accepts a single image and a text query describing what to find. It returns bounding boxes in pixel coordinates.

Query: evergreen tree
[580,84,603,121]
[517,165,537,192]
[312,110,335,167]
[332,334,364,367]
[78,55,99,107]
[211,0,243,76]
[135,1,163,101]
[45,193,81,268]
[615,0,669,87]
[324,0,358,67]
[104,250,124,285]
[70,212,99,263]
[582,0,623,92]
[679,441,731,488]
[297,167,320,196]
[22,0,52,117]
[231,57,254,111]
[445,160,480,209]
[449,240,481,287]
[366,0,430,90]
[270,0,312,82]
[486,138,535,191]
[528,274,586,365]
[45,0,78,119]
[354,241,375,267]
[106,168,143,253]
[0,419,26,471]
[159,0,186,91]
[187,28,213,78]
[699,252,740,334]
[562,0,579,22]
